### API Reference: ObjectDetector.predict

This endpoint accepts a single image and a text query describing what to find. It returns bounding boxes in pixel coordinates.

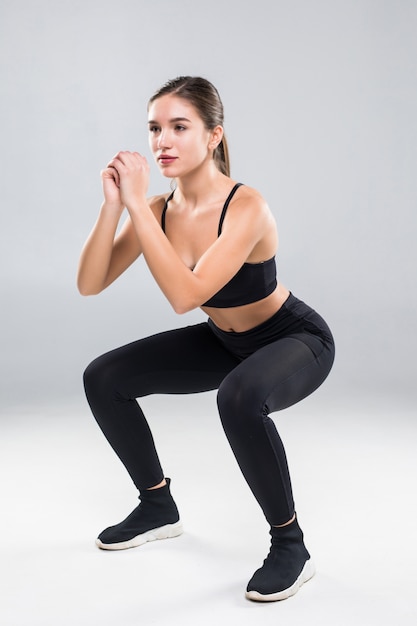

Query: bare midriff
[202,283,291,333]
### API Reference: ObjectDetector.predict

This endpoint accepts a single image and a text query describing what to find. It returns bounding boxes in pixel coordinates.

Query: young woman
[78,76,335,602]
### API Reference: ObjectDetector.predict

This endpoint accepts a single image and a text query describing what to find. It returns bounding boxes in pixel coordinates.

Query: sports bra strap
[161,183,244,235]
[161,191,175,233]
[217,183,244,236]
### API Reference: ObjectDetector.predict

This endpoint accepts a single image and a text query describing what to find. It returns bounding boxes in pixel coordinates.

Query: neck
[173,162,229,207]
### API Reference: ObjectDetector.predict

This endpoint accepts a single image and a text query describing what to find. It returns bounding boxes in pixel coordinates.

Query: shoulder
[235,184,267,206]
[147,193,171,222]
[220,184,277,246]
[226,184,273,223]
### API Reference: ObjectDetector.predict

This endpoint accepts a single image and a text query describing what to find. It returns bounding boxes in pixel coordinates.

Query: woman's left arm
[108,151,271,314]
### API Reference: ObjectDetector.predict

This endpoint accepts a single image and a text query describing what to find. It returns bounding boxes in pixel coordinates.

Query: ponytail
[214,136,230,177]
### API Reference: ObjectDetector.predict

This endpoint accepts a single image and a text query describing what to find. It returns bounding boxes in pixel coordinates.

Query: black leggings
[83,294,335,526]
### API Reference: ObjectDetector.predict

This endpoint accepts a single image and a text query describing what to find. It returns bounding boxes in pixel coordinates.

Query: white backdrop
[1,0,416,410]
[1,4,417,625]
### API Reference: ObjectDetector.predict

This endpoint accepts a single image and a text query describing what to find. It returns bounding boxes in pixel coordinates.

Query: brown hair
[148,76,230,176]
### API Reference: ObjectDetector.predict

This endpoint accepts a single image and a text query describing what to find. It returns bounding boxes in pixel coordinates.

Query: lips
[158,155,177,165]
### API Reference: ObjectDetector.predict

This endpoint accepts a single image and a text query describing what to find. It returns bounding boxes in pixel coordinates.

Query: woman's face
[148,94,218,178]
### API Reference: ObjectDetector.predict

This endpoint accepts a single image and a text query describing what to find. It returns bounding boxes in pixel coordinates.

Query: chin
[159,166,178,178]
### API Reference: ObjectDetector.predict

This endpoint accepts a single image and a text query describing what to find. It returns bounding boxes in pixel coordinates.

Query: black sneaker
[96,478,183,550]
[246,518,315,601]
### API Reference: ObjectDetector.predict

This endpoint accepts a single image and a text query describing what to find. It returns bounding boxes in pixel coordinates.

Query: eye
[174,125,186,132]
[149,125,160,133]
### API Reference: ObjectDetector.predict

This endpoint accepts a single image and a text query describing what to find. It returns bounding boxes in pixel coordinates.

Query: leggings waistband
[207,293,334,360]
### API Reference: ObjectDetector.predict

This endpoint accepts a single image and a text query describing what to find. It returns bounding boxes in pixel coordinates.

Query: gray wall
[1,0,416,410]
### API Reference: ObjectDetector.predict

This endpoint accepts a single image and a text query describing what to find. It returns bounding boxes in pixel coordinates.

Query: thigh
[222,332,335,414]
[85,322,240,399]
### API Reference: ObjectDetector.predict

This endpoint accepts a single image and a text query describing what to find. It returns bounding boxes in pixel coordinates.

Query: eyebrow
[148,117,192,125]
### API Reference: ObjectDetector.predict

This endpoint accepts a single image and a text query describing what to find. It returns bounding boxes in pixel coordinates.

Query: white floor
[1,391,416,626]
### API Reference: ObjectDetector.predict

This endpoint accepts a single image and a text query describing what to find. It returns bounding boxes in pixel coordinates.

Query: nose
[157,129,172,150]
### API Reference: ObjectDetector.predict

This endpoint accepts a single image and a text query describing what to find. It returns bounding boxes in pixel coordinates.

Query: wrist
[125,196,149,215]
[100,200,124,216]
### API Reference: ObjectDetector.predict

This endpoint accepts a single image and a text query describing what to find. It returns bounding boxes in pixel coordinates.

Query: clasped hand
[102,151,150,210]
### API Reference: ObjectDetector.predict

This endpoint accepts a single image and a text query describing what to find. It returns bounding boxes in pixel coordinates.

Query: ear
[208,125,224,150]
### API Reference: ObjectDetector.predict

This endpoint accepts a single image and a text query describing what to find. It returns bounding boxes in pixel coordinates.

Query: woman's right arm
[77,205,142,295]
[77,166,143,296]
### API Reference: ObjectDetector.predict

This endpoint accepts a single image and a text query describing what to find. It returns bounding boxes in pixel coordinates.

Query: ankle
[146,479,167,490]
[272,513,296,528]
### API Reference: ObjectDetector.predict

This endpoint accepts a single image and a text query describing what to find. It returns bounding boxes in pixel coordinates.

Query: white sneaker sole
[95,520,183,551]
[245,558,315,602]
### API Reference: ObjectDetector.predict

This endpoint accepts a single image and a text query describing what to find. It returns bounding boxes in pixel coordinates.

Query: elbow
[77,278,103,297]
[78,287,95,297]
[77,285,94,297]
[77,267,108,296]
[171,294,200,315]
[172,302,193,315]
[170,283,209,314]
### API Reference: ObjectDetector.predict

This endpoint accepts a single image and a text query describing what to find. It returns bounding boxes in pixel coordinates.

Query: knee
[83,356,100,397]
[83,353,113,400]
[217,374,261,428]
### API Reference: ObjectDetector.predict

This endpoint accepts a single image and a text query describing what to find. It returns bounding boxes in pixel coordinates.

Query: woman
[78,76,335,602]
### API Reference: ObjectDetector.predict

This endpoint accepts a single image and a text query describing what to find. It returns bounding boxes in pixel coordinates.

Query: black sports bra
[161,183,277,308]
